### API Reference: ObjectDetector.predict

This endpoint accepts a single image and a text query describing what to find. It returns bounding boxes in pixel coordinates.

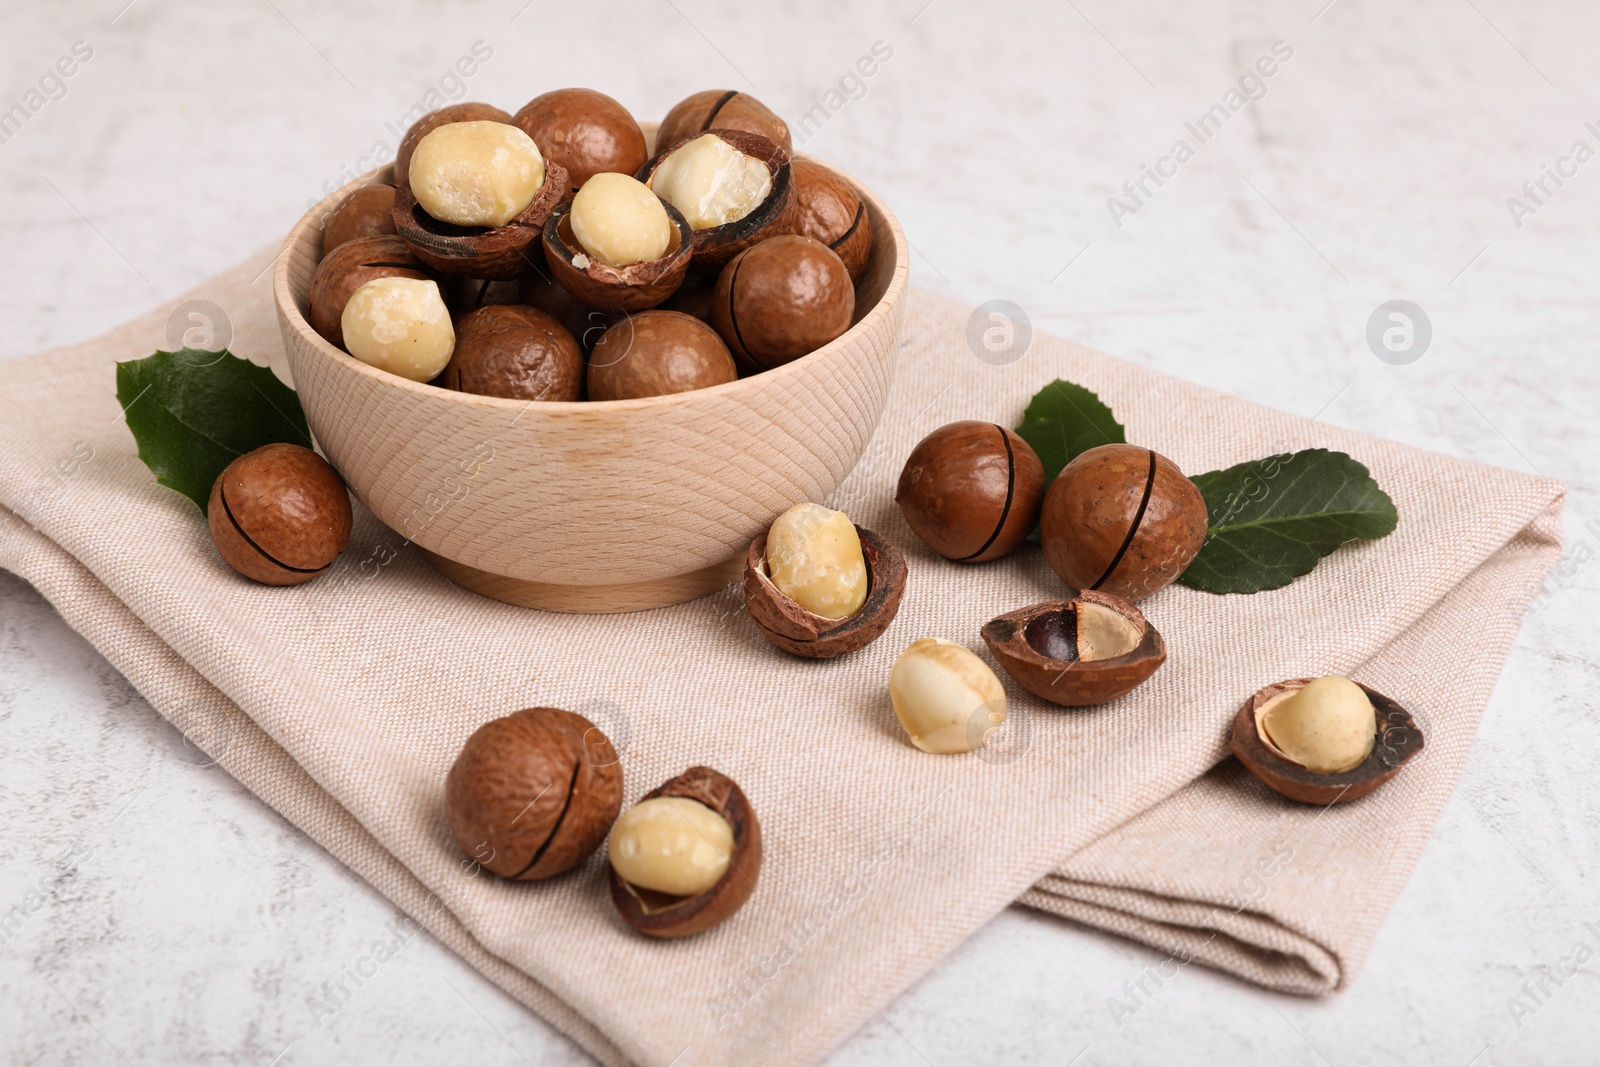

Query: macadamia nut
[608,796,733,897]
[408,121,546,227]
[1256,675,1376,774]
[764,503,868,620]
[890,639,1007,754]
[1076,601,1142,661]
[340,277,455,382]
[569,172,673,267]
[649,133,772,229]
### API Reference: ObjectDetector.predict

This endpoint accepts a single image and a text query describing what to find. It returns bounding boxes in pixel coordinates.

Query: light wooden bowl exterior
[274,148,908,613]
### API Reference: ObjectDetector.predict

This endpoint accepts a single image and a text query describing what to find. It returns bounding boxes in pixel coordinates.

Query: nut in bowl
[274,103,908,613]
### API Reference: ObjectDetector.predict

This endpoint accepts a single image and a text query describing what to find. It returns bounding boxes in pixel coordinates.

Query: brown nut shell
[712,234,854,372]
[207,443,352,586]
[445,275,526,320]
[1230,679,1424,805]
[393,157,569,279]
[744,526,907,659]
[541,199,694,312]
[639,130,797,273]
[513,88,648,191]
[981,591,1165,707]
[790,160,872,285]
[322,184,397,255]
[441,304,584,401]
[608,766,760,938]
[394,102,515,187]
[446,707,623,880]
[587,310,736,401]
[896,421,1046,563]
[1040,444,1207,601]
[657,89,792,154]
[307,235,433,351]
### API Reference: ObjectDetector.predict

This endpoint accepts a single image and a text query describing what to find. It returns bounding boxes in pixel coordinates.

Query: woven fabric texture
[0,251,1563,1067]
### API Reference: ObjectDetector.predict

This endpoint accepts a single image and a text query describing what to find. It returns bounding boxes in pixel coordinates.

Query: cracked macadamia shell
[744,525,907,659]
[445,707,622,881]
[1040,443,1207,601]
[981,591,1166,707]
[207,443,352,586]
[607,766,761,938]
[1230,677,1424,805]
[896,421,1046,563]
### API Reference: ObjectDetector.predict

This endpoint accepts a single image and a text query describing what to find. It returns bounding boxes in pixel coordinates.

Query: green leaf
[116,348,311,513]
[1180,449,1398,594]
[1015,379,1126,484]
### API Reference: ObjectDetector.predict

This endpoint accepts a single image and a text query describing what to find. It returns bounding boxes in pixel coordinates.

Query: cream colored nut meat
[890,639,1007,754]
[1256,675,1376,774]
[1076,601,1141,661]
[340,277,455,382]
[648,133,772,229]
[608,796,733,897]
[570,172,673,267]
[764,502,867,620]
[408,120,546,227]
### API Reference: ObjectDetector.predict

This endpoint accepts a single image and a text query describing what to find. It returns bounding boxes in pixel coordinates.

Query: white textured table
[2,2,1596,1063]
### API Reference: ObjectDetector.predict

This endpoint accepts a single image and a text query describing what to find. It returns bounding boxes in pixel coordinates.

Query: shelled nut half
[307,235,434,351]
[744,524,908,659]
[639,130,796,272]
[1230,677,1424,805]
[981,590,1165,707]
[608,766,761,938]
[393,142,568,280]
[542,196,694,312]
[445,707,623,880]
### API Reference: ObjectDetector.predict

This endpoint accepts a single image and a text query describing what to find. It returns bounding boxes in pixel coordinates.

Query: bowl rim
[273,152,909,415]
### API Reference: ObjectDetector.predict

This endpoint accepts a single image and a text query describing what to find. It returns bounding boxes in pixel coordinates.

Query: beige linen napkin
[0,250,1563,1067]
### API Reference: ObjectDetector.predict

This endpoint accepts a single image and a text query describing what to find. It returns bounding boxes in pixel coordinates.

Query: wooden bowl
[273,135,908,613]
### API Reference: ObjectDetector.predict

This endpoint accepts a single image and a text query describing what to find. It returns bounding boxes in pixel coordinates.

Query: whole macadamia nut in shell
[712,235,854,370]
[1039,443,1207,601]
[896,421,1045,563]
[657,89,792,153]
[441,304,584,401]
[445,707,623,880]
[322,184,397,255]
[790,160,872,284]
[514,88,648,190]
[207,443,352,585]
[587,310,735,401]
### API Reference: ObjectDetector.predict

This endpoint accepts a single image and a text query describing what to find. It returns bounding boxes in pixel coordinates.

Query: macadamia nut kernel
[569,172,674,267]
[649,133,772,229]
[764,503,868,620]
[1256,675,1376,774]
[1075,601,1142,661]
[408,121,546,227]
[890,639,1007,754]
[608,796,733,897]
[340,277,456,382]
